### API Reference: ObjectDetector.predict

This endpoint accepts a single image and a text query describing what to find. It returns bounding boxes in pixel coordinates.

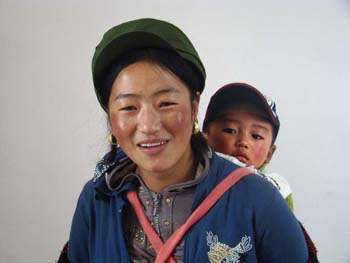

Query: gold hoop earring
[108,133,118,146]
[193,120,200,134]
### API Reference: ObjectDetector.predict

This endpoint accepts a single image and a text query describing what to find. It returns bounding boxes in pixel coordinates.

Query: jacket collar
[93,147,212,197]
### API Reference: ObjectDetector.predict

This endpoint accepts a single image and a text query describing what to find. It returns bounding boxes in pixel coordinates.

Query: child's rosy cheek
[254,144,268,159]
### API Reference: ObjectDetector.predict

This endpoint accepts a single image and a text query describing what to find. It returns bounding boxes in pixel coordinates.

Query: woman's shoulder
[212,152,292,199]
[209,152,279,199]
[261,172,293,198]
[75,179,97,203]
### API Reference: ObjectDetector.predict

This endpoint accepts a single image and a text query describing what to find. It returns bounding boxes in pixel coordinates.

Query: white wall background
[0,0,349,262]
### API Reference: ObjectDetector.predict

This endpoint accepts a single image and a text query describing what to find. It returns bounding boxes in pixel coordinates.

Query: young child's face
[204,104,276,169]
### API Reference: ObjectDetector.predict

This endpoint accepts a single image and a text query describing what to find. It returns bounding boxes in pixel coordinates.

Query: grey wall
[1,0,349,262]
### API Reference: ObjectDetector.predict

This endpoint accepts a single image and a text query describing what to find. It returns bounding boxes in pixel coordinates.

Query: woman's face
[108,61,198,180]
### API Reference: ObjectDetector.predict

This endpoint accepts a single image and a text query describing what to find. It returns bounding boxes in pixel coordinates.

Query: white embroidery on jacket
[206,231,252,263]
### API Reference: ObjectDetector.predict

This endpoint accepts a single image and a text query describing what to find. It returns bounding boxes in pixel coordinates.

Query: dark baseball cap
[203,83,280,139]
[92,18,206,111]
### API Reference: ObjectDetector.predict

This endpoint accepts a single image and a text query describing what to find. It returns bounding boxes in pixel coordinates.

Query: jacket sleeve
[68,181,94,263]
[255,186,308,262]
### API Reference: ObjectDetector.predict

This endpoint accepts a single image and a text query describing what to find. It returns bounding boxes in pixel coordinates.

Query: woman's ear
[192,91,200,117]
[107,113,114,134]
[265,144,277,164]
[202,131,209,140]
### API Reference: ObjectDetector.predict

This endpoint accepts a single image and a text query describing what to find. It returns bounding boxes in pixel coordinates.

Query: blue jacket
[68,151,308,262]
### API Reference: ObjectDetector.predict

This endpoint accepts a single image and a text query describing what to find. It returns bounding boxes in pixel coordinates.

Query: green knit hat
[92,18,206,111]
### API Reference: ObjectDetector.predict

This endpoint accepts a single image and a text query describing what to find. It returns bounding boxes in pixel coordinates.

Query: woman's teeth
[139,141,166,148]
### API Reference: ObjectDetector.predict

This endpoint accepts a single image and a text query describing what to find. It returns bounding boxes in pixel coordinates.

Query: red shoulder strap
[127,167,252,263]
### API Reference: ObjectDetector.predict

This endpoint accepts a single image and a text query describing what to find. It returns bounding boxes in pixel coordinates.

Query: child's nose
[236,133,248,148]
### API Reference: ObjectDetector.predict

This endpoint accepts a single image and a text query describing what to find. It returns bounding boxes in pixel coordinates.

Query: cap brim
[204,83,279,130]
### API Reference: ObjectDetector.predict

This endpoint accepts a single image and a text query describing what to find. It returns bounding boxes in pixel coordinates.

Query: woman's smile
[137,139,169,155]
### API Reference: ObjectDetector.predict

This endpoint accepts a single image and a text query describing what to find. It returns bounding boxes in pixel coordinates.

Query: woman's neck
[137,150,197,193]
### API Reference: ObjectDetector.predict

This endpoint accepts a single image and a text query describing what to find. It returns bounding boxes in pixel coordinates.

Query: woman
[67,18,308,262]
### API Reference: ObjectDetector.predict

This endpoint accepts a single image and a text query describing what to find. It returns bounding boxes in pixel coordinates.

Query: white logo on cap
[263,95,277,119]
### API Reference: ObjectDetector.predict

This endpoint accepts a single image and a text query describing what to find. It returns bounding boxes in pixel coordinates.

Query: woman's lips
[137,140,169,155]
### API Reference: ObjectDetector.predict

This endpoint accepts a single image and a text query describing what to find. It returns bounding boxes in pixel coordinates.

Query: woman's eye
[222,128,237,134]
[159,101,176,107]
[119,105,137,111]
[252,134,263,140]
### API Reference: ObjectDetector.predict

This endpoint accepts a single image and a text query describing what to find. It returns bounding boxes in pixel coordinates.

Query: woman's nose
[137,106,161,134]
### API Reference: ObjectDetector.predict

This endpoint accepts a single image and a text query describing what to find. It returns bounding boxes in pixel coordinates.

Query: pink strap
[127,191,177,263]
[127,167,251,263]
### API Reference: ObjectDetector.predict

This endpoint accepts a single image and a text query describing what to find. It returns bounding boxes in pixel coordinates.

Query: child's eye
[222,128,237,135]
[252,134,263,140]
[119,105,137,111]
[159,101,177,107]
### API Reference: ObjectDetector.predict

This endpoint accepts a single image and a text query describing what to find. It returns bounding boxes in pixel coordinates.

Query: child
[202,82,318,262]
[202,82,294,210]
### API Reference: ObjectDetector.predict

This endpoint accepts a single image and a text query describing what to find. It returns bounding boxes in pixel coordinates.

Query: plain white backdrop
[0,0,349,262]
